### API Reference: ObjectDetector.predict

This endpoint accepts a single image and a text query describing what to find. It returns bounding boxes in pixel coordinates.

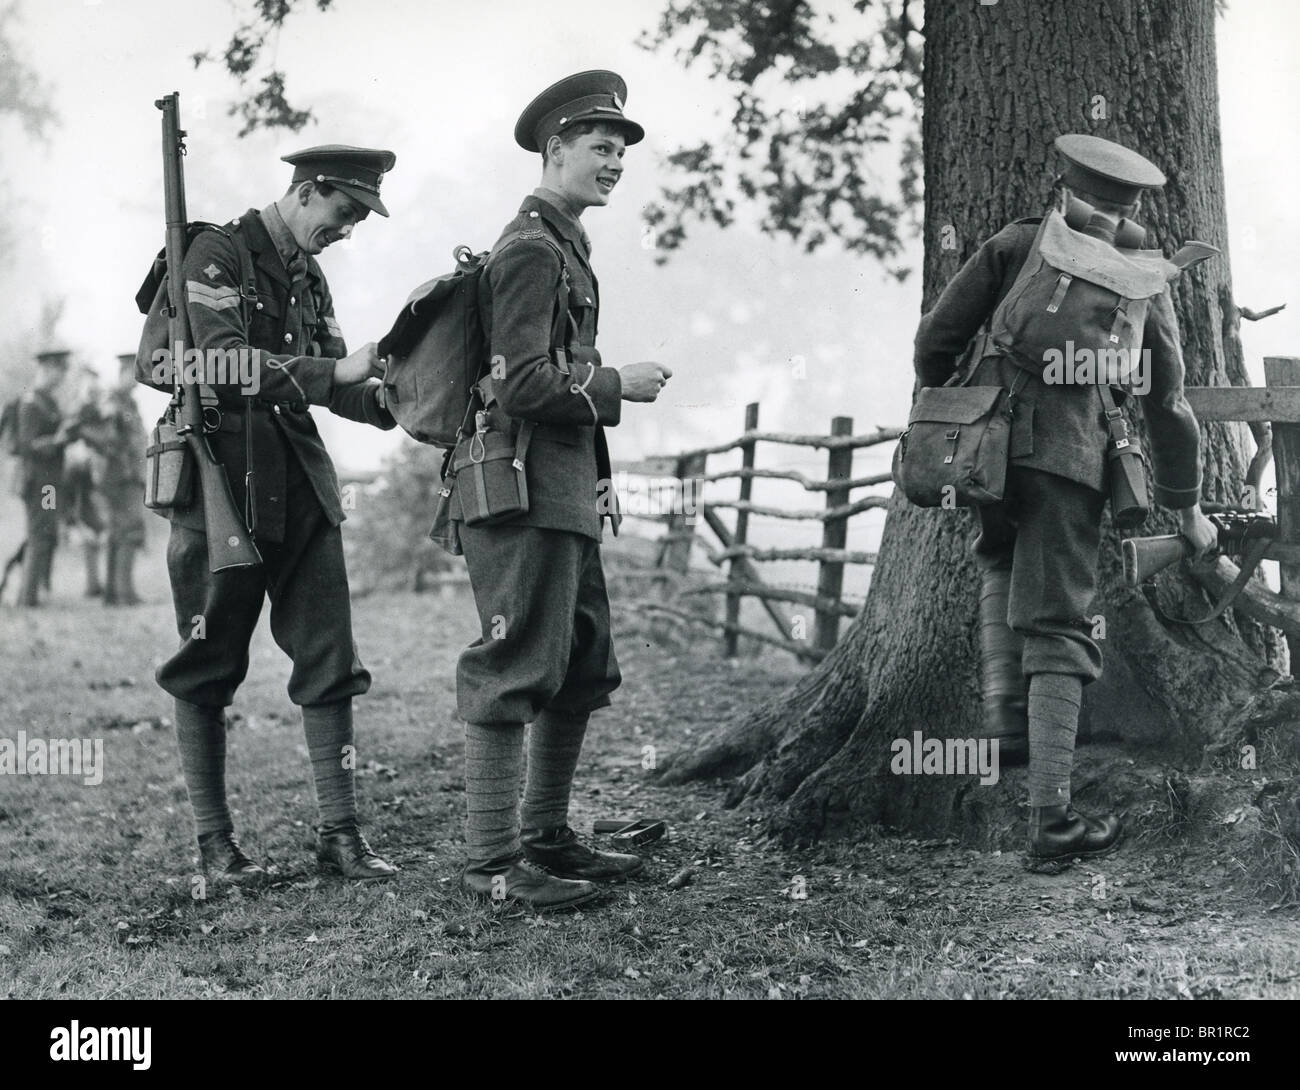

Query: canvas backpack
[377,232,570,449]
[893,196,1216,519]
[987,197,1183,385]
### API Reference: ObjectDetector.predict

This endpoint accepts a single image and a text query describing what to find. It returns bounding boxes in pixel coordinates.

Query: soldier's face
[295,186,369,254]
[552,129,626,210]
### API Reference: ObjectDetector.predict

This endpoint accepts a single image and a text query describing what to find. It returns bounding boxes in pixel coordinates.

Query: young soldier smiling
[441,71,672,912]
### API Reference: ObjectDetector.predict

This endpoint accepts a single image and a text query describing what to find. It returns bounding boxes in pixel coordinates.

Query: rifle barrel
[157,91,261,573]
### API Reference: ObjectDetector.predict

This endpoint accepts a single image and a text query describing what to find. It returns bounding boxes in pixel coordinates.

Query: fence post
[814,416,854,652]
[664,451,707,575]
[725,403,760,657]
[1265,358,1300,668]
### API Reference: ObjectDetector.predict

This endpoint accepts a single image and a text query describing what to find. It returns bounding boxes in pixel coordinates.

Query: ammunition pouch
[893,369,1026,508]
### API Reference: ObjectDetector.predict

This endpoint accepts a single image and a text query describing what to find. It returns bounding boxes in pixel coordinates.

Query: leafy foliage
[638,0,922,273]
[0,2,58,396]
[192,0,334,136]
[343,442,457,594]
[0,2,56,138]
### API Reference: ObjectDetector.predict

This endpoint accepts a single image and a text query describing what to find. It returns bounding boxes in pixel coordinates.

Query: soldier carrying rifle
[138,95,402,886]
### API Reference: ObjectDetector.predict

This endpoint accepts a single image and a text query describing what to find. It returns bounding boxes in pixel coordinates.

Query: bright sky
[2,0,1298,480]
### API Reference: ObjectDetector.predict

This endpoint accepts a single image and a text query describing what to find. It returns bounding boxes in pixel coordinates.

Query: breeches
[456,523,622,724]
[973,465,1107,682]
[156,482,369,708]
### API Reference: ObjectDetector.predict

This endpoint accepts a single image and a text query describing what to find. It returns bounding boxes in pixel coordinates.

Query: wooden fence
[613,402,901,663]
[1183,357,1300,654]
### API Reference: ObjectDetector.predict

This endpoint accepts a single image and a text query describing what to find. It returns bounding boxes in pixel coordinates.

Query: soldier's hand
[1178,505,1218,560]
[619,361,673,403]
[334,342,382,386]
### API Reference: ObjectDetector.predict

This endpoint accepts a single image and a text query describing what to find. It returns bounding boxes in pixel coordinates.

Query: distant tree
[0,1,56,139]
[0,2,58,392]
[190,0,334,136]
[343,444,458,595]
[637,0,921,272]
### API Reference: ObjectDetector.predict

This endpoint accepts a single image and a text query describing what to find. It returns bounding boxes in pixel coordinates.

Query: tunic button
[284,333,293,343]
[256,302,264,311]
[290,296,296,305]
[273,404,281,415]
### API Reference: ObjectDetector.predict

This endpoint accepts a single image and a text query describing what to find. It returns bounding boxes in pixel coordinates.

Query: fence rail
[615,402,897,661]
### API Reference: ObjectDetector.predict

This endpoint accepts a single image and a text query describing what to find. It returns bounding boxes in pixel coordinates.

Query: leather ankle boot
[979,567,1028,766]
[1026,804,1122,868]
[521,825,644,881]
[198,830,268,888]
[462,852,601,912]
[316,826,398,881]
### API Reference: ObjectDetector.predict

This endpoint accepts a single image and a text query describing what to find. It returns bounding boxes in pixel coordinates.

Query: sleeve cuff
[296,358,336,405]
[588,365,622,427]
[1153,480,1202,509]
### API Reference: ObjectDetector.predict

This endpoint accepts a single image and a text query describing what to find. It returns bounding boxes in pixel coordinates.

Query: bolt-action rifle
[1122,505,1279,624]
[155,92,261,572]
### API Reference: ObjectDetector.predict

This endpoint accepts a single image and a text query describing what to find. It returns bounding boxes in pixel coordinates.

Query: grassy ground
[2,521,1300,999]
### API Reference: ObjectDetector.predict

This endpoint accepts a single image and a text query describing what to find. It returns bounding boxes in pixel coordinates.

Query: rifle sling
[1149,533,1272,626]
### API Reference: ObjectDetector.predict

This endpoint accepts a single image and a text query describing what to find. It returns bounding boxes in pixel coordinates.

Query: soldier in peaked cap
[911,133,1217,868]
[281,145,397,220]
[137,142,401,887]
[15,348,74,606]
[437,70,671,911]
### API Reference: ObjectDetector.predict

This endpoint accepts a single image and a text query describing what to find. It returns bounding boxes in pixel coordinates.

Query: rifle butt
[1122,534,1188,587]
[189,435,262,572]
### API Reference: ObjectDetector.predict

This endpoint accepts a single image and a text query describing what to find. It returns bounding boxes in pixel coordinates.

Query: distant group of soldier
[4,350,146,608]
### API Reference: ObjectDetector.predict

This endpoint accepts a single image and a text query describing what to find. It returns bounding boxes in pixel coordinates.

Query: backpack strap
[986,214,1061,370]
[468,223,574,425]
[214,220,259,325]
[490,226,572,368]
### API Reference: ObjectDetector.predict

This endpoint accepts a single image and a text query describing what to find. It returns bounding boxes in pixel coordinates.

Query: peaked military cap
[515,70,645,153]
[35,348,70,368]
[1054,134,1166,205]
[281,145,397,217]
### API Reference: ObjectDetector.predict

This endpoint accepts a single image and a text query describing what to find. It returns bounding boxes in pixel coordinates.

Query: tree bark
[660,0,1284,844]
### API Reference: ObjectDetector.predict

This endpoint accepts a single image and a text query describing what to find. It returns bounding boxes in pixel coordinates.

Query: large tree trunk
[661,0,1284,845]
